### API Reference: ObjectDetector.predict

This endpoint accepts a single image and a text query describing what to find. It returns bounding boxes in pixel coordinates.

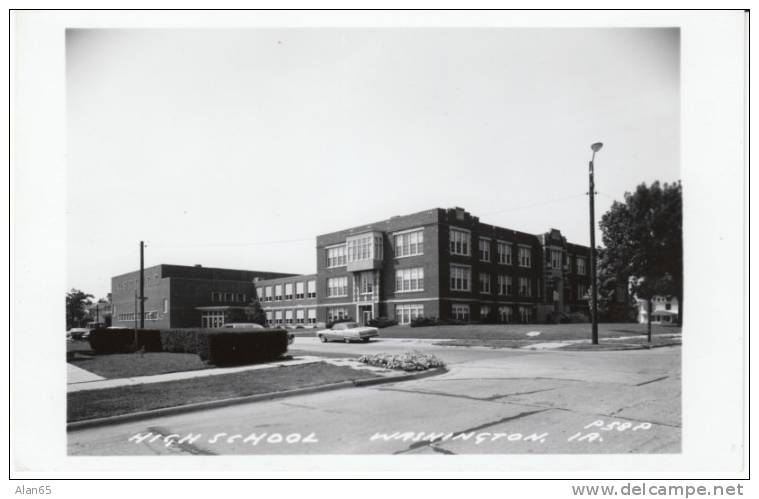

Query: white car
[317,322,379,343]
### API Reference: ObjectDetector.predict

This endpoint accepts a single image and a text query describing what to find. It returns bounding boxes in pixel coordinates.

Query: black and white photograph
[10,8,749,485]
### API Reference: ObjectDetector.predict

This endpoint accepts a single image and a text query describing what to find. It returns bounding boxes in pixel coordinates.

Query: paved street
[68,339,681,455]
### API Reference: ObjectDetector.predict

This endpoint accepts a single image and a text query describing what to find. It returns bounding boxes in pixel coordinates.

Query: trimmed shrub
[567,312,589,323]
[160,328,201,353]
[88,328,162,354]
[358,351,445,371]
[409,316,467,327]
[367,317,398,328]
[199,329,289,365]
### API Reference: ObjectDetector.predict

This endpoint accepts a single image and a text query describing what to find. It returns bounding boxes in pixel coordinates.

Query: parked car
[222,323,294,344]
[68,327,91,340]
[222,323,264,329]
[316,322,379,343]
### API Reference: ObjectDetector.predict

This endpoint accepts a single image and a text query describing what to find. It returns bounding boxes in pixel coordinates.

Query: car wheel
[363,337,371,343]
[319,335,327,343]
[344,337,350,343]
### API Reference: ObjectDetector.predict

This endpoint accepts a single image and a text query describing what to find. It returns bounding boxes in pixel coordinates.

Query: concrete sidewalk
[67,355,399,393]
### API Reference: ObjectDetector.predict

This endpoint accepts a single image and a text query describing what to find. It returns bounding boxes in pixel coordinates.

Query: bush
[367,317,398,328]
[567,312,589,323]
[159,329,201,353]
[199,329,289,365]
[88,328,162,354]
[358,351,445,371]
[409,316,467,327]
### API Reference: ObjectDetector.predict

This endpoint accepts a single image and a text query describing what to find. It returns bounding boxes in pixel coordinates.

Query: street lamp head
[591,142,604,152]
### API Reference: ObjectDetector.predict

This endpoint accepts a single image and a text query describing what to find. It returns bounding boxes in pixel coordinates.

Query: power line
[148,236,315,249]
[480,192,588,217]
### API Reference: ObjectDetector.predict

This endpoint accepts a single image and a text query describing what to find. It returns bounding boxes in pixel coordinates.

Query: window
[449,228,471,256]
[307,280,317,298]
[451,304,470,321]
[327,307,350,322]
[665,302,672,311]
[394,229,424,258]
[285,283,293,300]
[395,267,424,292]
[360,272,374,294]
[497,275,512,296]
[285,310,293,325]
[163,299,168,314]
[479,238,491,262]
[479,272,491,294]
[519,277,531,297]
[236,293,246,303]
[265,311,273,323]
[307,308,317,325]
[480,305,491,320]
[567,255,573,273]
[326,245,347,268]
[224,292,233,302]
[450,264,471,291]
[496,242,512,265]
[296,309,305,324]
[578,283,588,300]
[274,285,283,301]
[201,311,225,328]
[576,257,587,275]
[518,246,532,267]
[327,277,348,297]
[256,288,264,301]
[395,304,424,325]
[550,248,562,269]
[295,282,305,299]
[347,234,383,262]
[498,305,513,323]
[274,310,283,326]
[265,286,273,302]
[519,306,533,323]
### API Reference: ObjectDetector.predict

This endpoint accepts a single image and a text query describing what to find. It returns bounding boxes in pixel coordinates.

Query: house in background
[636,295,679,324]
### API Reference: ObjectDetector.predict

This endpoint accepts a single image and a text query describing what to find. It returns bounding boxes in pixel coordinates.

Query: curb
[66,367,447,432]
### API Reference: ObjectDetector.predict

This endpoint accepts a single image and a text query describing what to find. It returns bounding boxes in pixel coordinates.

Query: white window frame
[307,280,317,298]
[449,227,471,256]
[479,238,491,262]
[395,304,424,325]
[327,276,348,298]
[451,304,470,321]
[326,244,347,268]
[479,272,491,294]
[274,284,283,301]
[450,264,471,291]
[285,283,293,300]
[295,282,305,299]
[395,267,424,293]
[496,241,512,265]
[394,228,424,258]
[518,245,532,268]
[519,277,532,297]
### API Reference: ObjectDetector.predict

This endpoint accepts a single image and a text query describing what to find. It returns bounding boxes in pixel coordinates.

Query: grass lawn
[68,361,378,422]
[69,351,211,379]
[374,322,681,341]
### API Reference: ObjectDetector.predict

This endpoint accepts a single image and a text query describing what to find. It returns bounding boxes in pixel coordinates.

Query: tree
[598,181,683,324]
[66,289,94,329]
[244,299,267,326]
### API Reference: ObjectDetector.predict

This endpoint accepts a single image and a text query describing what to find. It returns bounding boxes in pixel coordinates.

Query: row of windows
[395,304,424,325]
[451,266,535,297]
[257,281,317,302]
[326,229,425,269]
[210,291,247,303]
[117,311,159,322]
[452,228,534,267]
[455,304,533,323]
[326,277,349,298]
[265,308,318,326]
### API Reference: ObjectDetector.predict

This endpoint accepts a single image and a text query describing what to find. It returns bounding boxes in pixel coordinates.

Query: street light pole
[589,142,603,345]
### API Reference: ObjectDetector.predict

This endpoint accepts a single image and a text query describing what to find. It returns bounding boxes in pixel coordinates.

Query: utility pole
[139,240,145,329]
[588,143,603,345]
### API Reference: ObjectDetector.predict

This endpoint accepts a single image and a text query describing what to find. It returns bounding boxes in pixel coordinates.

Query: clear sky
[66,28,680,298]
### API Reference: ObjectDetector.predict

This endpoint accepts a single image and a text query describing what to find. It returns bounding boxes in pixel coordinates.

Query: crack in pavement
[636,375,669,386]
[393,408,549,455]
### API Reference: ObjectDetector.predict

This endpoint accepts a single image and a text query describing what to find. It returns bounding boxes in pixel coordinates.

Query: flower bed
[357,351,445,372]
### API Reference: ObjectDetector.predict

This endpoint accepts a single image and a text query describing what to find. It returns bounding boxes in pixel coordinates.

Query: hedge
[159,328,201,353]
[200,329,289,365]
[367,317,398,328]
[88,328,162,354]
